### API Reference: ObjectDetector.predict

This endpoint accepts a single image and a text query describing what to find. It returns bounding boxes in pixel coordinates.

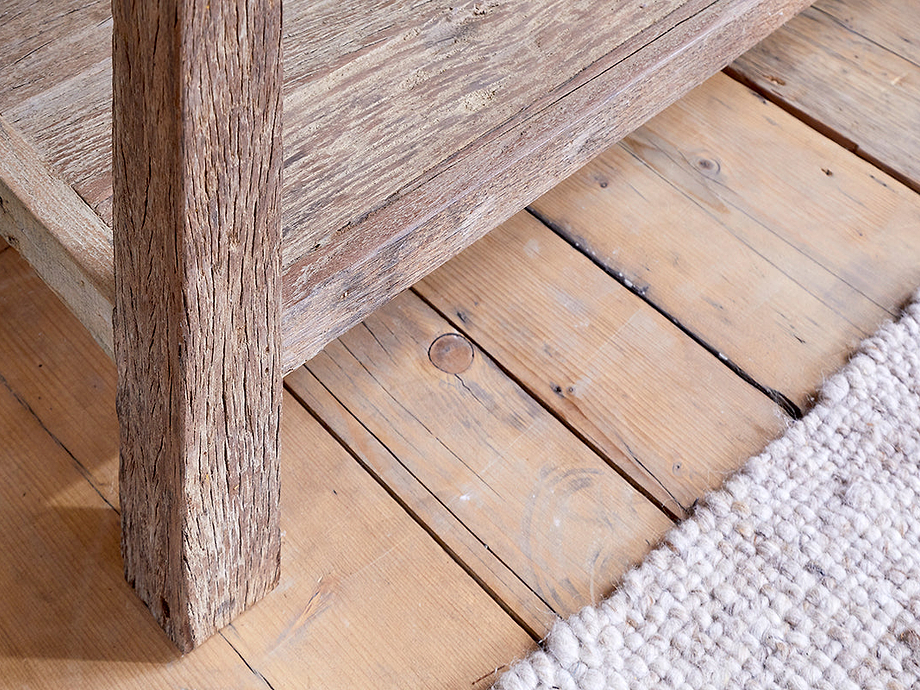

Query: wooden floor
[3,0,920,686]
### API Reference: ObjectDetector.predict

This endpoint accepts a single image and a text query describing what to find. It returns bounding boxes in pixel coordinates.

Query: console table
[0,0,811,651]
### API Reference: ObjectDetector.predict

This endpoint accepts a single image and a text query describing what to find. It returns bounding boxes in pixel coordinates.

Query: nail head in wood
[429,333,475,374]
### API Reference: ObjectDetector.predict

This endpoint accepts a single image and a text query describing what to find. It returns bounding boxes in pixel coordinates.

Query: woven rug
[495,293,920,690]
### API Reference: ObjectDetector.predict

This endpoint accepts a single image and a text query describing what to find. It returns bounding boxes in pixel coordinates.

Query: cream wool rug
[495,294,920,690]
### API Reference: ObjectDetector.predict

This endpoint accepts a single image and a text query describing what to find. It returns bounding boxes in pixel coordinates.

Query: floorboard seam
[220,632,278,690]
[410,286,685,522]
[722,66,920,196]
[0,368,118,513]
[813,5,920,71]
[283,374,545,642]
[523,206,803,422]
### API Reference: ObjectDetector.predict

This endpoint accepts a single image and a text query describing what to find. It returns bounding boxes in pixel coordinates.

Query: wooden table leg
[112,0,283,652]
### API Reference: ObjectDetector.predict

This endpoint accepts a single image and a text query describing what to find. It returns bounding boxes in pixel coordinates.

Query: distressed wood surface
[0,0,812,372]
[0,0,750,233]
[277,0,687,259]
[730,0,920,191]
[0,250,530,687]
[529,73,920,412]
[0,115,114,358]
[0,1,113,219]
[286,291,673,633]
[416,212,786,518]
[112,0,283,650]
[277,0,814,368]
[0,1,111,112]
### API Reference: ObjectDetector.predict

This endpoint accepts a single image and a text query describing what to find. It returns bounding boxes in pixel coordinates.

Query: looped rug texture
[496,293,920,690]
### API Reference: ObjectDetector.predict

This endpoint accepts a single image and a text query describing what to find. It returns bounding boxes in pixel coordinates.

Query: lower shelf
[0,0,812,373]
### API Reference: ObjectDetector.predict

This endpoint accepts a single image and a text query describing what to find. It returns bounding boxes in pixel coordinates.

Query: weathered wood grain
[0,250,531,687]
[0,0,112,218]
[530,73,920,411]
[0,0,812,373]
[289,291,675,631]
[112,0,283,650]
[278,0,815,369]
[0,116,114,358]
[730,0,920,191]
[0,1,110,111]
[416,212,786,518]
[3,0,691,231]
[278,0,686,259]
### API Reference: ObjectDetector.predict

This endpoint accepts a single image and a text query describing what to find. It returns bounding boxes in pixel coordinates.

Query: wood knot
[691,155,721,177]
[428,333,473,374]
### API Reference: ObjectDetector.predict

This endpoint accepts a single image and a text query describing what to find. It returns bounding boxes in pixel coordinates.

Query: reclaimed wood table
[0,0,810,651]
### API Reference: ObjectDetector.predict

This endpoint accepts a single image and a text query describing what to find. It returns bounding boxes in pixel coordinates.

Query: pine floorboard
[0,247,531,689]
[2,0,920,685]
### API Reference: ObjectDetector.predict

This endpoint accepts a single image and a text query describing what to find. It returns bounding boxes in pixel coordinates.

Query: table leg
[112,0,283,652]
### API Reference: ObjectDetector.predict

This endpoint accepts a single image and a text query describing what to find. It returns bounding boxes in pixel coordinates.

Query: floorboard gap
[410,286,687,521]
[283,376,545,643]
[524,206,804,422]
[723,66,920,196]
[219,633,278,690]
[0,368,118,513]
